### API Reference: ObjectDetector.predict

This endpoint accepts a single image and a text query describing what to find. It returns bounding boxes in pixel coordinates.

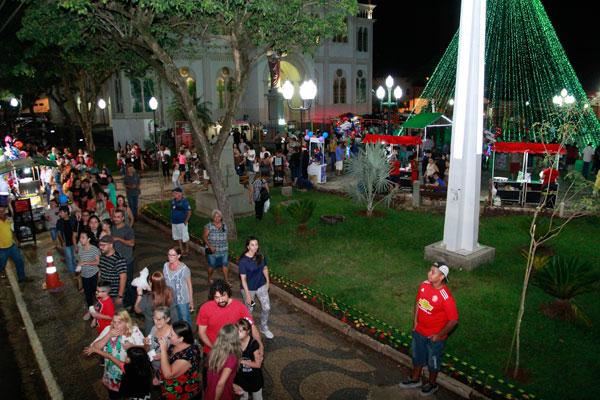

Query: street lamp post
[97,98,107,138]
[148,96,164,197]
[376,75,402,134]
[281,79,317,135]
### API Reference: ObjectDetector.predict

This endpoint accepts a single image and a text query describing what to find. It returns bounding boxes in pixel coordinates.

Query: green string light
[412,0,600,148]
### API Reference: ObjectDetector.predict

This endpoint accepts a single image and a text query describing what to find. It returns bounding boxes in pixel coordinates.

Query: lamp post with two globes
[375,75,402,134]
[281,79,317,134]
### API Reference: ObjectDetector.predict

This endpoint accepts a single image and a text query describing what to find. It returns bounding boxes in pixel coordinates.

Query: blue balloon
[308,131,314,137]
[323,132,328,138]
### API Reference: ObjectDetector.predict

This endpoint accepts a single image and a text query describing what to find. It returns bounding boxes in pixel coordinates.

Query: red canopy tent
[362,134,423,146]
[491,142,566,155]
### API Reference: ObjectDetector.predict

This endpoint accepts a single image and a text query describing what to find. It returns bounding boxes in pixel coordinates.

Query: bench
[420,188,447,199]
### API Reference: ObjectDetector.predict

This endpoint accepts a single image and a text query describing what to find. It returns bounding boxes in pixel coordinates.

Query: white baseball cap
[433,262,450,281]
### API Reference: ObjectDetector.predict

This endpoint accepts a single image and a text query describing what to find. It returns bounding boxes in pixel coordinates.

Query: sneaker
[18,277,34,283]
[399,379,422,388]
[420,382,438,397]
[260,327,274,339]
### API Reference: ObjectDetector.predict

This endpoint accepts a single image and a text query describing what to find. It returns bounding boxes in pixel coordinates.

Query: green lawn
[146,188,600,400]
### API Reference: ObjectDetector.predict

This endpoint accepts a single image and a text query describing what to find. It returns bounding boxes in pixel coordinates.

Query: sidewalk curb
[5,262,63,400]
[140,213,488,400]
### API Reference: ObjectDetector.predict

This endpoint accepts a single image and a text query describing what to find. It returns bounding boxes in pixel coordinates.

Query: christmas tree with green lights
[413,0,600,147]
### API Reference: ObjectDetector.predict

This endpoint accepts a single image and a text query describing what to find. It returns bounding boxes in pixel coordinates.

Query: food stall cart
[362,134,423,190]
[307,137,327,183]
[0,156,57,228]
[489,142,564,207]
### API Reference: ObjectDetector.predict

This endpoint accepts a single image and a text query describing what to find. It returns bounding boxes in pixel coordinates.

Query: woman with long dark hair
[134,271,178,335]
[238,236,273,339]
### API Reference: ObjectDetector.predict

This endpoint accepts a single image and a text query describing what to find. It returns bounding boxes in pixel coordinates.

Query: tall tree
[17,1,145,154]
[62,0,357,239]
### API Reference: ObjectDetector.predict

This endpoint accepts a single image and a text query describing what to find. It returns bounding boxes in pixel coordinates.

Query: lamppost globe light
[449,98,455,105]
[393,86,402,99]
[560,88,568,98]
[565,95,575,105]
[385,75,394,89]
[149,96,158,111]
[552,95,562,105]
[376,86,385,100]
[98,98,106,110]
[281,80,294,100]
[299,79,317,100]
[9,98,18,107]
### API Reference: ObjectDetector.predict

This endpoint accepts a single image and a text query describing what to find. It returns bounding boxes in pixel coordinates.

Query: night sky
[372,0,599,93]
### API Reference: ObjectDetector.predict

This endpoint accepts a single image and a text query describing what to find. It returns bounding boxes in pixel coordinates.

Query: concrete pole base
[424,241,495,271]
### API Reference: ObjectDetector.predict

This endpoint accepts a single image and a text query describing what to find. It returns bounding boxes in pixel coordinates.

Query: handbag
[204,245,212,255]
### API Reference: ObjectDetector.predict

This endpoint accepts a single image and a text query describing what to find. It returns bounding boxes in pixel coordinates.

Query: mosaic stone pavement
[11,196,459,399]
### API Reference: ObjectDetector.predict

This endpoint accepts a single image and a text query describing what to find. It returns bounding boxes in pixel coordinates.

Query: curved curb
[139,212,489,400]
[5,262,63,399]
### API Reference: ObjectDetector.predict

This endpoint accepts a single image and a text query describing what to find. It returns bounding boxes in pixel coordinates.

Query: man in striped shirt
[97,235,127,309]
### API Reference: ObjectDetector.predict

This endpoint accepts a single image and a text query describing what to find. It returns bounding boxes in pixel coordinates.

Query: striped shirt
[204,222,228,257]
[98,252,127,297]
[77,244,101,278]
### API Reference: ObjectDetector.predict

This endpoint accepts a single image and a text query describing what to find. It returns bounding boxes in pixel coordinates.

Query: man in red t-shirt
[399,262,458,396]
[541,167,559,184]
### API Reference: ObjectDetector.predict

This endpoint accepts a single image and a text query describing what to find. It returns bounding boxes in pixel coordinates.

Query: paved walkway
[0,169,463,399]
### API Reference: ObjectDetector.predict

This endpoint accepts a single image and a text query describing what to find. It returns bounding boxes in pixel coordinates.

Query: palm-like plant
[533,256,598,325]
[345,143,397,216]
[286,199,315,232]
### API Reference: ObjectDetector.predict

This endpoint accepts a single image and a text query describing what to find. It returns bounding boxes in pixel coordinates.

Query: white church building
[90,3,375,148]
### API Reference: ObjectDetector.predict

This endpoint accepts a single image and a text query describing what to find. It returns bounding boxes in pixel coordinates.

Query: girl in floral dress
[86,310,145,399]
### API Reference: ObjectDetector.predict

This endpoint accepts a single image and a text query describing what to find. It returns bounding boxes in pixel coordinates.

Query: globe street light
[98,98,107,137]
[281,79,317,134]
[378,75,402,134]
[553,88,575,106]
[9,98,19,108]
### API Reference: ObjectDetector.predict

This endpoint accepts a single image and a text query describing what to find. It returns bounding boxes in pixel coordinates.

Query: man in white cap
[399,261,458,396]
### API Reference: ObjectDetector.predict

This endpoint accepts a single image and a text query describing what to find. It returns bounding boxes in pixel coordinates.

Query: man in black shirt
[56,206,78,278]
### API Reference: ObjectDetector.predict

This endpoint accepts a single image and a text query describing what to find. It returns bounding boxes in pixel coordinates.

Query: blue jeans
[176,302,192,325]
[411,330,446,372]
[63,245,76,275]
[49,228,58,241]
[127,195,139,220]
[45,183,52,204]
[583,161,591,179]
[0,244,26,279]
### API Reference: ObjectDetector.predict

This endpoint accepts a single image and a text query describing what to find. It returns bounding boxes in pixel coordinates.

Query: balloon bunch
[0,135,26,162]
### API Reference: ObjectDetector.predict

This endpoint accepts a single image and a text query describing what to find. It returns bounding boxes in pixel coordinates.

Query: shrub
[345,143,397,216]
[287,199,315,232]
[533,256,598,324]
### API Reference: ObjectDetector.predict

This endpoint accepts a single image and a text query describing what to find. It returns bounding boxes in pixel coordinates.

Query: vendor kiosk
[307,137,327,183]
[490,142,564,207]
[362,134,423,190]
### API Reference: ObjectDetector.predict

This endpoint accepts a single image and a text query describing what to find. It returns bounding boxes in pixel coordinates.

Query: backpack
[260,186,269,202]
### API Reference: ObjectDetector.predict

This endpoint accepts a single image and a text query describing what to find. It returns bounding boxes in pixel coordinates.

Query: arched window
[130,78,154,113]
[340,77,347,104]
[357,28,363,52]
[334,69,346,104]
[217,67,234,109]
[356,70,366,103]
[216,78,225,108]
[333,78,340,104]
[362,28,368,52]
